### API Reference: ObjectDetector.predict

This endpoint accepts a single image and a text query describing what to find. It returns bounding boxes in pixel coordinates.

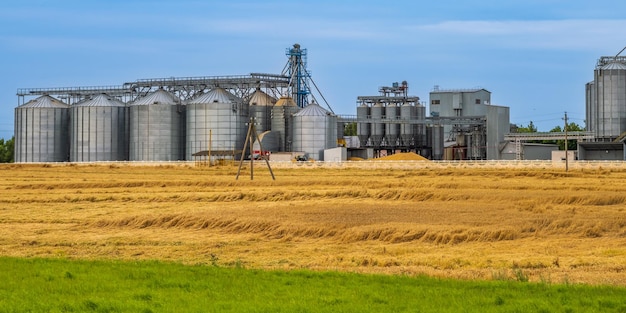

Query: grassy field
[1,162,626,287]
[2,257,626,312]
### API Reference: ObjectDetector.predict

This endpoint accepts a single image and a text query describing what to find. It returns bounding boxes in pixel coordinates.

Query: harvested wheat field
[2,163,626,286]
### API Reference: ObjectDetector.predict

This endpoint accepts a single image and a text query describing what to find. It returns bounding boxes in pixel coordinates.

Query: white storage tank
[186,87,247,160]
[292,102,337,161]
[386,103,399,146]
[70,94,128,162]
[129,89,184,161]
[356,103,370,146]
[14,95,70,162]
[370,102,384,146]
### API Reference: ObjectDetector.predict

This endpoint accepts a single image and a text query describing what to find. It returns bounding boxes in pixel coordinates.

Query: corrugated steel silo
[370,102,384,146]
[186,88,247,160]
[292,102,337,161]
[129,89,184,161]
[14,95,70,162]
[248,89,276,132]
[70,94,128,162]
[593,61,626,140]
[271,97,299,151]
[356,103,370,146]
[400,103,415,146]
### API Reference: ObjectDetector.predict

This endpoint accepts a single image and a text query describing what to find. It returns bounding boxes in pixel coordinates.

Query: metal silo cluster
[586,53,626,141]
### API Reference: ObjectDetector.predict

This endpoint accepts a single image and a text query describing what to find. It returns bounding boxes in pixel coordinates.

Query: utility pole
[563,111,569,172]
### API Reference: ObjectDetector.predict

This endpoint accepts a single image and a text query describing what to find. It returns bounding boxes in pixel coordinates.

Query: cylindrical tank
[386,103,399,146]
[248,89,276,132]
[70,94,128,162]
[186,88,246,160]
[593,61,626,140]
[356,103,370,146]
[370,102,384,146]
[14,95,70,162]
[129,89,184,161]
[271,97,299,151]
[292,102,337,161]
[400,103,415,146]
[430,125,444,160]
[416,105,427,146]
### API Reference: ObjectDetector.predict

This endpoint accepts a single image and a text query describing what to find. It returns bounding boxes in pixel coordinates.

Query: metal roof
[294,102,332,117]
[187,87,241,104]
[130,89,180,106]
[274,96,297,107]
[18,95,69,108]
[74,94,126,107]
[600,62,626,70]
[248,89,276,106]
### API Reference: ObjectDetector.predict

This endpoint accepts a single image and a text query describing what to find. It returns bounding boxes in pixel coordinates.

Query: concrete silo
[291,102,337,161]
[70,94,128,162]
[186,87,247,160]
[14,95,70,162]
[271,96,299,152]
[129,89,184,161]
[248,89,276,132]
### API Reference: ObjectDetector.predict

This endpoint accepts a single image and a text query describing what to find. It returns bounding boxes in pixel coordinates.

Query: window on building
[475,99,481,104]
[432,100,440,105]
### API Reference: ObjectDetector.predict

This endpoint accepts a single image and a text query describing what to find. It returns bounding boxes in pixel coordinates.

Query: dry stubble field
[1,162,626,285]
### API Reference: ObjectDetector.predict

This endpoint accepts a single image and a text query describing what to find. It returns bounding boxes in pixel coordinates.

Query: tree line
[514,121,584,150]
[0,137,14,163]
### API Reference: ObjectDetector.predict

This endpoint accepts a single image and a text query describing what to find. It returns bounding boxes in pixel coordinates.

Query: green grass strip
[1,257,626,312]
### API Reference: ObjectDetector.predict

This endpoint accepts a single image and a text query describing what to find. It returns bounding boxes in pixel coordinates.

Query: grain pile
[373,152,429,161]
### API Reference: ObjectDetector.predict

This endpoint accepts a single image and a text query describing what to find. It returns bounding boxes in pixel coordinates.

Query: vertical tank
[292,102,337,161]
[129,89,184,161]
[248,89,276,132]
[429,125,444,160]
[70,94,128,162]
[400,102,415,146]
[356,103,370,146]
[186,87,247,160]
[370,102,384,146]
[271,96,299,151]
[593,60,626,140]
[415,105,427,147]
[14,95,70,162]
[385,103,399,146]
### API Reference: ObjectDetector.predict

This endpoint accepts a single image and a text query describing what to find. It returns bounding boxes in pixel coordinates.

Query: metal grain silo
[370,102,384,146]
[271,96,299,151]
[428,125,443,160]
[592,60,626,140]
[292,102,337,161]
[70,94,128,162]
[385,103,399,146]
[400,102,415,146]
[129,89,184,161]
[14,95,70,162]
[356,103,370,146]
[186,87,247,160]
[248,89,276,132]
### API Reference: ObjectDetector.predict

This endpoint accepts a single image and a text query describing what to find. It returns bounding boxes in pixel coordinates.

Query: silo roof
[187,87,241,104]
[274,96,297,106]
[601,62,626,70]
[74,94,126,107]
[248,89,276,106]
[130,89,180,106]
[294,102,332,117]
[19,95,69,108]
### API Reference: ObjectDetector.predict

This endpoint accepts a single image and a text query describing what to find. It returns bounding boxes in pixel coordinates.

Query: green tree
[0,136,14,163]
[547,122,583,150]
[515,121,537,133]
[344,122,357,136]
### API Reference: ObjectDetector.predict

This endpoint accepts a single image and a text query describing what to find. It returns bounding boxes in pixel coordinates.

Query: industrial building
[14,43,512,163]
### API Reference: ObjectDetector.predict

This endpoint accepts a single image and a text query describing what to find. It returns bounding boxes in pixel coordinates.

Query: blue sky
[2,0,626,139]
